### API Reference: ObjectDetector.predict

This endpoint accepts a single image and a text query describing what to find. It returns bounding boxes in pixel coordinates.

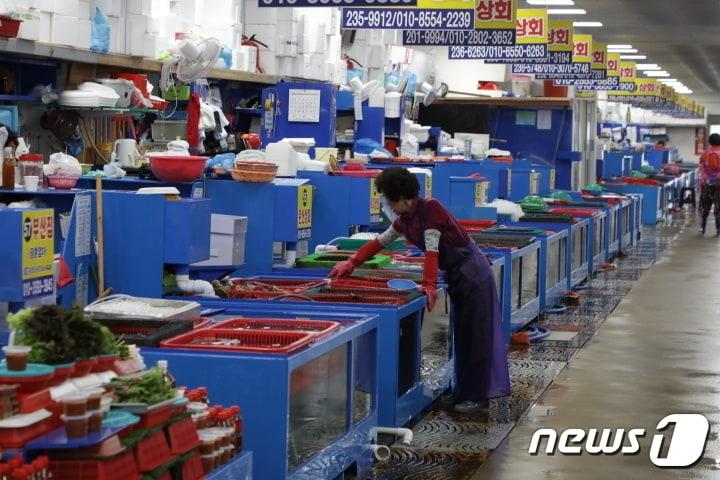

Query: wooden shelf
[435,96,573,108]
[0,38,280,85]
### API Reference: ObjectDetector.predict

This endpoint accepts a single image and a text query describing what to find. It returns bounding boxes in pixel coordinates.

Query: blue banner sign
[553,77,619,88]
[448,44,547,60]
[342,8,472,29]
[591,69,607,80]
[508,51,571,64]
[513,62,590,76]
[402,28,515,46]
[260,0,415,6]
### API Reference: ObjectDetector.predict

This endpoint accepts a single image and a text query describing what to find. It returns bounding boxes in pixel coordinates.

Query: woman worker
[699,133,720,235]
[330,167,510,413]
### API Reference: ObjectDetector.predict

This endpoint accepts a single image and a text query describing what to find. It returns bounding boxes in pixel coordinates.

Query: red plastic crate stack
[161,329,316,354]
[50,452,139,480]
[134,429,174,473]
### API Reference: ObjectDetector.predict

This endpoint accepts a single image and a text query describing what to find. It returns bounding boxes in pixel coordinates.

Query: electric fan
[160,37,223,93]
[348,77,379,121]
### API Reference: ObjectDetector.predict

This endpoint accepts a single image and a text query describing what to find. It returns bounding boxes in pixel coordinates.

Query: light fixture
[676,88,693,94]
[573,21,603,27]
[644,71,670,77]
[548,8,586,14]
[658,79,678,83]
[636,64,660,70]
[608,44,632,49]
[620,55,647,60]
[608,48,638,53]
[527,0,574,4]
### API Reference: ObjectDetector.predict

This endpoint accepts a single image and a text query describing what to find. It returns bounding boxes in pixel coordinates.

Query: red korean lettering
[550,28,569,45]
[476,0,492,21]
[517,18,527,36]
[527,18,543,36]
[493,0,512,20]
[593,51,605,64]
[608,59,617,70]
[574,42,588,57]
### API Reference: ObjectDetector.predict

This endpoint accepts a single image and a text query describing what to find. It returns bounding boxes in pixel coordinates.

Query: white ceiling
[549,0,720,113]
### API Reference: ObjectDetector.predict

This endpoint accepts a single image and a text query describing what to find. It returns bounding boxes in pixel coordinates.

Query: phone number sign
[21,209,55,299]
[342,7,473,29]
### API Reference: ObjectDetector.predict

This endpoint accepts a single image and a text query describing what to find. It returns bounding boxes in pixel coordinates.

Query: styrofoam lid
[136,187,181,195]
[78,82,120,99]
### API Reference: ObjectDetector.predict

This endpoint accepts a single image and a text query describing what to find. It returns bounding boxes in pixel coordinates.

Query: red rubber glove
[421,251,439,311]
[329,239,383,278]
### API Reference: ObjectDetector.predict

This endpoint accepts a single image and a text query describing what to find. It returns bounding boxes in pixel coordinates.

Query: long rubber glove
[421,251,439,311]
[329,239,383,278]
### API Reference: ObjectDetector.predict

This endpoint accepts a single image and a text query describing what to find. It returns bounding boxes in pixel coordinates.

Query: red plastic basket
[178,452,205,480]
[0,16,21,38]
[548,208,599,217]
[330,278,393,289]
[160,329,315,354]
[17,388,52,414]
[133,429,174,472]
[304,294,408,305]
[321,287,414,298]
[210,318,341,336]
[0,416,52,449]
[50,452,139,480]
[194,317,213,329]
[136,404,174,430]
[458,219,496,232]
[228,278,325,292]
[165,417,201,456]
[47,363,75,386]
[92,355,118,373]
[71,358,98,378]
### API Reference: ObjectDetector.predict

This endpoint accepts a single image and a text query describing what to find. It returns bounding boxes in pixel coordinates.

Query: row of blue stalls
[0,82,695,480]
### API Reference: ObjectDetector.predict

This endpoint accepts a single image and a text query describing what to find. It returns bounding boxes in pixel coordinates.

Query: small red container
[92,355,118,373]
[544,80,568,98]
[0,416,51,449]
[165,417,201,455]
[17,388,53,414]
[149,155,207,183]
[0,16,22,38]
[210,318,341,336]
[71,358,98,378]
[115,73,148,98]
[48,175,80,190]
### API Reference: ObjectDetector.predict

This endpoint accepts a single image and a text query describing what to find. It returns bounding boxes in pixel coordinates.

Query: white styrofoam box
[280,57,294,77]
[258,50,280,75]
[50,14,78,46]
[300,31,323,54]
[171,0,201,25]
[108,15,125,53]
[78,0,90,19]
[310,54,325,80]
[91,0,120,17]
[192,215,248,267]
[17,12,41,41]
[32,0,54,12]
[199,22,234,47]
[128,26,145,56]
[244,0,298,25]
[52,0,78,16]
[367,45,384,68]
[37,10,51,42]
[126,0,150,15]
[327,34,341,60]
[232,24,243,49]
[74,19,91,49]
[156,14,180,38]
[295,53,311,78]
[367,29,384,46]
[198,0,233,26]
[332,60,347,85]
[150,0,170,17]
[277,20,298,38]
[329,8,340,34]
[244,24,277,52]
[233,45,257,72]
[144,33,163,59]
[126,13,152,35]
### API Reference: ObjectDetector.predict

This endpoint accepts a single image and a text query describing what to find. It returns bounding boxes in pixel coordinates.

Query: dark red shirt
[392,198,471,248]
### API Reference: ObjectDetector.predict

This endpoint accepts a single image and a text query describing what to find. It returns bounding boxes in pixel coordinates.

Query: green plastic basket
[296,253,391,269]
[162,85,190,101]
[338,238,407,251]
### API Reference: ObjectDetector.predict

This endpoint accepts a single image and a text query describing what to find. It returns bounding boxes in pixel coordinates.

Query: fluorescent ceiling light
[608,48,638,53]
[621,55,647,60]
[573,21,603,27]
[644,71,670,77]
[636,64,660,70]
[608,45,632,49]
[548,8,586,14]
[677,89,693,94]
[527,0,574,4]
[658,79,678,83]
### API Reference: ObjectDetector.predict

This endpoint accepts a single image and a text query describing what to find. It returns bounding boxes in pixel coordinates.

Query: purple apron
[407,202,511,401]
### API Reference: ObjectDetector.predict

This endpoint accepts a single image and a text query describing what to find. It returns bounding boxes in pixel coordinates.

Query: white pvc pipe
[175,274,216,297]
[371,427,414,445]
[371,444,391,462]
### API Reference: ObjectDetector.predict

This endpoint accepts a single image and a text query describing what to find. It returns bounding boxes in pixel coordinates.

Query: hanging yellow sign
[516,8,548,45]
[573,34,592,63]
[417,0,474,9]
[592,43,607,70]
[474,0,516,30]
[548,20,573,52]
[620,61,636,81]
[607,53,621,77]
[370,181,381,215]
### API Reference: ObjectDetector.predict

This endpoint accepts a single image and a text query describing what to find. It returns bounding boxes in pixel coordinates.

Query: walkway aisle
[474,213,720,480]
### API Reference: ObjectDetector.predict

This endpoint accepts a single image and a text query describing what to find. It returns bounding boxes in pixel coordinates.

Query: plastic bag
[206,153,235,171]
[90,7,110,54]
[103,162,126,179]
[487,199,525,222]
[44,153,82,177]
[354,137,392,157]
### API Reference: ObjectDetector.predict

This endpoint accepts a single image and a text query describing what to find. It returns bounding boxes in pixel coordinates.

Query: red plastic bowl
[149,156,207,182]
[48,175,80,189]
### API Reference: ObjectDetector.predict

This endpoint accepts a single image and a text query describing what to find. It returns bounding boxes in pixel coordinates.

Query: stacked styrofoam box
[17,8,43,41]
[244,3,299,76]
[50,12,78,47]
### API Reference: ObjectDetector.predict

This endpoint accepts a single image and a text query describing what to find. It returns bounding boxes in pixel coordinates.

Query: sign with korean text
[343,7,473,29]
[21,209,54,299]
[370,181,382,223]
[297,185,313,239]
[554,76,620,90]
[620,61,636,81]
[591,42,607,80]
[607,53,621,77]
[261,0,476,8]
[573,34,592,64]
[524,32,591,78]
[510,20,571,66]
[475,0,515,29]
[454,7,546,61]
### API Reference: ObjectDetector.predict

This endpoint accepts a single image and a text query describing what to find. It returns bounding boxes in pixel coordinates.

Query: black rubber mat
[409,419,515,453]
[508,344,579,363]
[359,448,487,480]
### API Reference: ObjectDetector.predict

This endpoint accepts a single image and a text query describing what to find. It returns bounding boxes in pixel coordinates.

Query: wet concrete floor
[474,214,720,479]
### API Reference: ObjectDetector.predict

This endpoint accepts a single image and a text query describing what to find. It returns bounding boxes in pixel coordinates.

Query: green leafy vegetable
[110,367,176,405]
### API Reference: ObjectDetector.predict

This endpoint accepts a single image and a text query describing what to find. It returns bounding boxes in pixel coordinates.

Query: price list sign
[449,7,547,61]
[21,210,55,299]
[533,33,592,79]
[511,19,572,65]
[343,7,473,29]
[404,0,516,46]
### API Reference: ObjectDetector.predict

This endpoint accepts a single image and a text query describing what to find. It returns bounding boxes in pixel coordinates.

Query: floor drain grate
[359,447,487,480]
[408,419,515,453]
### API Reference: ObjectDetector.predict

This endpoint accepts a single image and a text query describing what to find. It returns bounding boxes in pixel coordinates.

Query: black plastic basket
[519,214,576,223]
[96,318,195,347]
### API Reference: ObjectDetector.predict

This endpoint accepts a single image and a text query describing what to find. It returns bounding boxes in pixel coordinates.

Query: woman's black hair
[375,167,420,202]
[710,134,720,147]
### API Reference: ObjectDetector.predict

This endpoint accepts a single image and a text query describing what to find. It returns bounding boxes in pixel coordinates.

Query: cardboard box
[192,215,248,267]
[50,14,78,47]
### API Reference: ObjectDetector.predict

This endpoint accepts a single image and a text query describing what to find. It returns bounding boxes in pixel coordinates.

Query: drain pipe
[370,427,414,445]
[370,444,391,462]
[175,266,216,297]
